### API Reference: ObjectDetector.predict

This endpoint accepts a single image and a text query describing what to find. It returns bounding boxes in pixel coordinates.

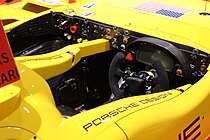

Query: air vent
[2,19,18,26]
[22,3,50,13]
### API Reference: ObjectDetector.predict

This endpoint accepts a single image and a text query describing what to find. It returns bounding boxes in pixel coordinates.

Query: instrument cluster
[6,12,209,81]
[53,12,209,81]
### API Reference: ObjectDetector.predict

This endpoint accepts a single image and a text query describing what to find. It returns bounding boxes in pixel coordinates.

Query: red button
[125,52,133,61]
[105,28,111,34]
[200,65,206,71]
[70,26,77,33]
[176,68,182,75]
[123,38,128,44]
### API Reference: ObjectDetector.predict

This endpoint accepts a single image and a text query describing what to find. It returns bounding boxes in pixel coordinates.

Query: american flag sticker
[133,2,191,18]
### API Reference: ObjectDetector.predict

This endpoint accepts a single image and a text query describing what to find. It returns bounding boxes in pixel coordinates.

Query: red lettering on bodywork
[0,0,21,5]
[0,20,20,88]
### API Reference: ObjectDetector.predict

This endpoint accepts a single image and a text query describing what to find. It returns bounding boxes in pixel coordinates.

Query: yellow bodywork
[1,0,210,139]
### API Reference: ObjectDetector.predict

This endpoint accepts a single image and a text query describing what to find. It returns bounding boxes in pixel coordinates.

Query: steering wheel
[109,52,169,100]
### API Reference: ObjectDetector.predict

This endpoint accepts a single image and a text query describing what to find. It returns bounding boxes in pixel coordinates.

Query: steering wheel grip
[109,52,170,100]
[152,58,169,91]
[109,52,126,99]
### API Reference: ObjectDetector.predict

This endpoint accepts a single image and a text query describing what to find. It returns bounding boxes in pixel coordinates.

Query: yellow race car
[1,0,210,139]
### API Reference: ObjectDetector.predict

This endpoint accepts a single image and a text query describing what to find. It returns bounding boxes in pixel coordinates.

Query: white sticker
[80,12,95,17]
[37,0,64,5]
[81,2,98,9]
[65,8,77,15]
[69,10,76,15]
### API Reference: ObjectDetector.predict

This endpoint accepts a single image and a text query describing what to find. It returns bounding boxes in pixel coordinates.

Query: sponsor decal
[65,8,76,15]
[36,0,64,5]
[80,11,95,17]
[83,92,172,132]
[69,10,76,15]
[81,2,98,9]
[0,21,20,88]
[178,116,201,140]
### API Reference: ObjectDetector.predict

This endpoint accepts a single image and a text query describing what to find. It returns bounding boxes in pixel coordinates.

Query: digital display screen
[138,48,174,70]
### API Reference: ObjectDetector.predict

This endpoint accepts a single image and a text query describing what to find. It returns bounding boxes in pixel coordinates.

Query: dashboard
[7,12,210,83]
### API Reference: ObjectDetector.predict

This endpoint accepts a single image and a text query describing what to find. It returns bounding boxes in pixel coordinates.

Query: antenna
[205,0,208,13]
[200,0,210,16]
